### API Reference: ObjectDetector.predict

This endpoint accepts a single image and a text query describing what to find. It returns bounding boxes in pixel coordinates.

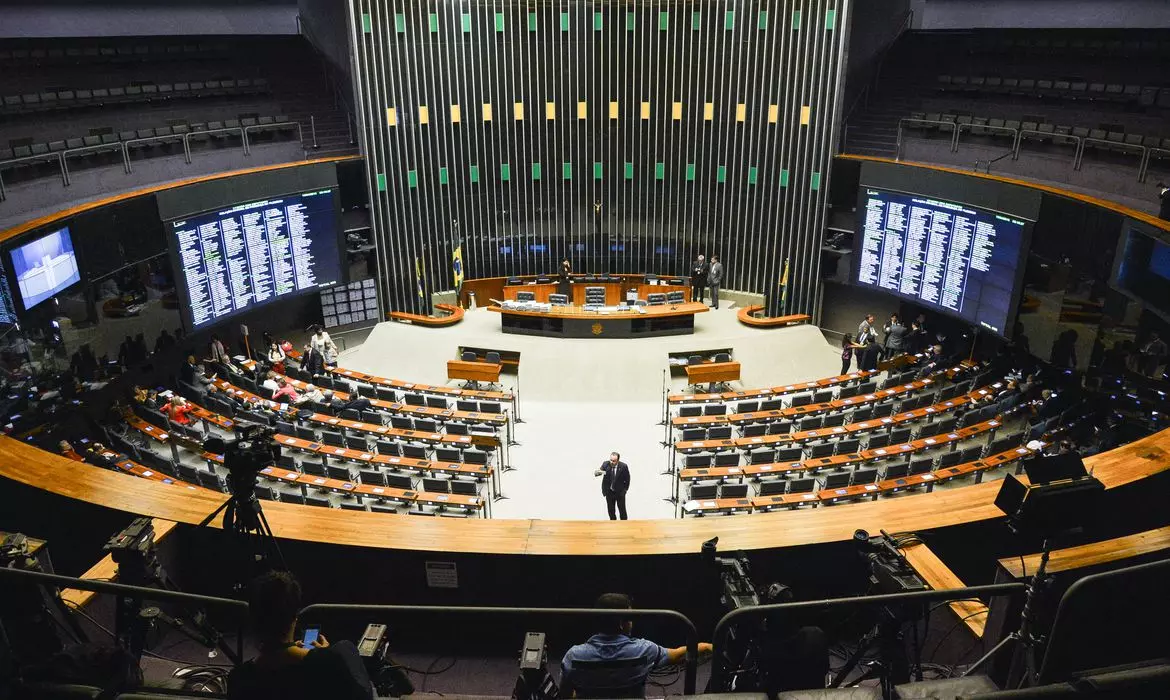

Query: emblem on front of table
[592,322,603,335]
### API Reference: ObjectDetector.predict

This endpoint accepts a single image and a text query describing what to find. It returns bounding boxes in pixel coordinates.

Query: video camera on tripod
[200,424,284,568]
[205,423,281,500]
[701,536,760,611]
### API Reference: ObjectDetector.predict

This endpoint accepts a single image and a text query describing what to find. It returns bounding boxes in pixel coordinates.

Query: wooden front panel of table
[447,360,503,383]
[685,361,742,384]
[503,281,691,305]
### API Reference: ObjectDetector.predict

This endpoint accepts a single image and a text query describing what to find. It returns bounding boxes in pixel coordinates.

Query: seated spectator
[261,371,281,394]
[272,379,300,404]
[296,384,325,405]
[180,355,200,385]
[228,571,373,700]
[560,593,712,698]
[58,440,86,462]
[166,396,195,425]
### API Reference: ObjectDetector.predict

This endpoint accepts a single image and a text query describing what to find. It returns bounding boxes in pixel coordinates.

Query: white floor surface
[340,307,842,520]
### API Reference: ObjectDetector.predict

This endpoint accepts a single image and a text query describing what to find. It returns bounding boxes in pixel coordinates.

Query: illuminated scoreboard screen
[853,187,1029,336]
[168,189,343,329]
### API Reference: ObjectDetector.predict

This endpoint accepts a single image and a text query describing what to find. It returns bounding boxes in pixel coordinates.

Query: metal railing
[0,120,312,201]
[0,565,248,662]
[1075,138,1147,175]
[709,582,1027,690]
[1014,129,1082,165]
[298,603,701,694]
[896,119,1161,182]
[0,151,67,199]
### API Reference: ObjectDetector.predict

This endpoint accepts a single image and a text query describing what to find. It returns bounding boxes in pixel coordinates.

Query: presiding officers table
[487,302,709,338]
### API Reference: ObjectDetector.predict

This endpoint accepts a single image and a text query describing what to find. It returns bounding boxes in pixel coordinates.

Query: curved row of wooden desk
[3,427,1167,555]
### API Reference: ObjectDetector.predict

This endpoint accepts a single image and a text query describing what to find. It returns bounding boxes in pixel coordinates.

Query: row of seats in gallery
[671,359,1095,515]
[110,369,499,516]
[0,35,351,185]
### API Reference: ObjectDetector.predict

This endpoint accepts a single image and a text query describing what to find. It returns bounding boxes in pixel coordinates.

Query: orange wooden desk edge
[899,542,990,638]
[0,155,361,243]
[3,429,1167,556]
[997,524,1170,578]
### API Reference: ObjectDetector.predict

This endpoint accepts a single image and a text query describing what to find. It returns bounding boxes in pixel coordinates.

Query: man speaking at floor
[595,452,630,520]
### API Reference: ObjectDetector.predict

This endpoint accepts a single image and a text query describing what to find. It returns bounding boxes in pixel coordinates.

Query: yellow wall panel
[767,104,779,123]
[482,103,493,121]
[735,103,746,122]
[703,102,714,121]
[672,101,682,120]
[641,101,650,120]
[418,105,429,125]
[546,101,556,120]
[800,105,811,125]
[609,100,619,119]
[450,104,462,123]
[514,101,525,120]
[577,101,588,119]
[386,107,397,126]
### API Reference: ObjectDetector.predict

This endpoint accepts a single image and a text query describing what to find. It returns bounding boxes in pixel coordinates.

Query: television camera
[198,422,284,570]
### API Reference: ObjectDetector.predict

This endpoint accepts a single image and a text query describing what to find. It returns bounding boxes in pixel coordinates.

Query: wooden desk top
[667,370,886,405]
[487,301,709,320]
[900,542,990,638]
[284,350,513,402]
[3,426,1167,555]
[998,525,1170,578]
[447,359,503,383]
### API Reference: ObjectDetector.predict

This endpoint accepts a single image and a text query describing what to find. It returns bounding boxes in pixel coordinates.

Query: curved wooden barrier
[736,306,811,328]
[388,303,464,327]
[2,427,1167,556]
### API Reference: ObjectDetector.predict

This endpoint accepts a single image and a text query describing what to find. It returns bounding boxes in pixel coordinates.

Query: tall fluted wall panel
[348,0,849,316]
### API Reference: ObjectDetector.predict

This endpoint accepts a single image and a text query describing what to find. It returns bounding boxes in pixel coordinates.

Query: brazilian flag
[452,240,465,291]
[415,257,424,300]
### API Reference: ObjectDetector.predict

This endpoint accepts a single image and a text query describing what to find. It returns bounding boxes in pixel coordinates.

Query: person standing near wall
[707,255,724,309]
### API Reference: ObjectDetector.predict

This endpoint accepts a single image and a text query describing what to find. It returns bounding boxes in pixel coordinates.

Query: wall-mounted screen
[853,187,1030,336]
[9,227,82,310]
[1113,222,1170,319]
[320,278,379,329]
[168,189,343,330]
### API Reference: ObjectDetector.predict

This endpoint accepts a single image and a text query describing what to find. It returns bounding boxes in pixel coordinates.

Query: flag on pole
[415,257,425,300]
[452,240,465,291]
[780,258,790,314]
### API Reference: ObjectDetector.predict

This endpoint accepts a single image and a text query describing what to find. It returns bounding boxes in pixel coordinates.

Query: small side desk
[447,360,503,384]
[685,361,741,387]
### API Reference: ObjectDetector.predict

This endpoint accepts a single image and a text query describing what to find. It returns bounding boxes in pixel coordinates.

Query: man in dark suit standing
[690,254,708,304]
[595,451,630,520]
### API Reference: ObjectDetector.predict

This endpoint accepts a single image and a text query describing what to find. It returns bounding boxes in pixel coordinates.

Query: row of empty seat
[933,75,1169,108]
[1,78,271,117]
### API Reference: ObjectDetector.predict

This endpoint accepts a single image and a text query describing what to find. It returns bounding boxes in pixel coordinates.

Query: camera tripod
[961,537,1054,688]
[830,604,922,698]
[106,522,241,665]
[198,478,286,576]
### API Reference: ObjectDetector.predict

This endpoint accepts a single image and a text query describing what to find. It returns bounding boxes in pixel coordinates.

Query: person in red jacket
[166,395,195,425]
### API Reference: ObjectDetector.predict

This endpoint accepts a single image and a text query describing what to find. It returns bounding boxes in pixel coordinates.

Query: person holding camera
[228,571,373,700]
